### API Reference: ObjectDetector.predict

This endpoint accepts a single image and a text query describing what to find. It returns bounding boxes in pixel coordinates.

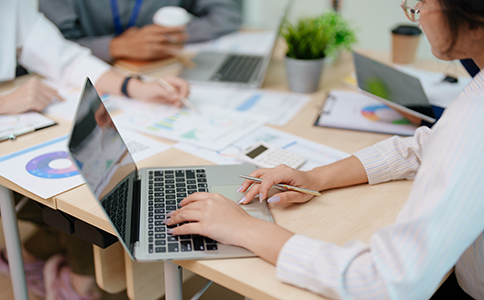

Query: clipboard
[0,112,56,142]
[314,90,418,136]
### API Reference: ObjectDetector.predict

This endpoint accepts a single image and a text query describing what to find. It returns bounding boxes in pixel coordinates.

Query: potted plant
[282,11,357,93]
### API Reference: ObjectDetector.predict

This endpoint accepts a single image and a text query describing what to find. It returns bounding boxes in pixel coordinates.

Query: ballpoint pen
[239,174,321,196]
[156,78,202,114]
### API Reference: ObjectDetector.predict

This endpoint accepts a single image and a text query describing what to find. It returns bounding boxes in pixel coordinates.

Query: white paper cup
[153,6,190,27]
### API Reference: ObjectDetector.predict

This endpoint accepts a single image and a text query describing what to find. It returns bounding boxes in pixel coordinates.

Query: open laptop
[353,52,436,123]
[179,0,292,88]
[67,78,273,262]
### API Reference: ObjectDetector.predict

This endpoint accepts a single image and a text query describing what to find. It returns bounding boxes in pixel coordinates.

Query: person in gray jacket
[39,0,242,62]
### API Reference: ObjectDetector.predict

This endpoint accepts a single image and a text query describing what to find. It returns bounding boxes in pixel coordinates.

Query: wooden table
[0,49,468,300]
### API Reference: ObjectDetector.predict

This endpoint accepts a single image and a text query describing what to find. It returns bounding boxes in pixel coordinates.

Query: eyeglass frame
[400,0,421,22]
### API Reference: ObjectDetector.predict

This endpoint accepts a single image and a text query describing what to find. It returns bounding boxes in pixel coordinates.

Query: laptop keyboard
[146,168,218,254]
[102,180,129,239]
[211,55,263,83]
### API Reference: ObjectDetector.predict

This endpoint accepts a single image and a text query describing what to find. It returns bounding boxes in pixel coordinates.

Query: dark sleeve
[39,0,114,62]
[460,59,480,78]
[183,0,242,42]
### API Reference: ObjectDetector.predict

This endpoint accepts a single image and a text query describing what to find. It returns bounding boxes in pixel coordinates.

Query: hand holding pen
[237,165,321,205]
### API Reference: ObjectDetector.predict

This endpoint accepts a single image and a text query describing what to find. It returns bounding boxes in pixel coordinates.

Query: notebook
[179,0,292,88]
[67,78,273,261]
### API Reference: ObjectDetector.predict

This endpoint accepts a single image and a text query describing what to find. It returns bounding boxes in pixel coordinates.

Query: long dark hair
[439,0,484,53]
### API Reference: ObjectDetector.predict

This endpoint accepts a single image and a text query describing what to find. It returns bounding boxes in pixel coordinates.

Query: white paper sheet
[0,135,84,199]
[316,90,418,136]
[175,126,350,171]
[188,85,311,126]
[119,128,171,162]
[112,98,267,151]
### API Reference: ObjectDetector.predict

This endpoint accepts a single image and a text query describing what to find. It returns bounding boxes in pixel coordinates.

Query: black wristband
[121,75,140,98]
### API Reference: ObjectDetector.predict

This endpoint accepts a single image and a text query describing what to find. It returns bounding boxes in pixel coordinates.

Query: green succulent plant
[282,11,357,60]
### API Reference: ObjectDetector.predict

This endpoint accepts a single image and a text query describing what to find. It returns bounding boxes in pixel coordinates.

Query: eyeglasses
[401,0,422,22]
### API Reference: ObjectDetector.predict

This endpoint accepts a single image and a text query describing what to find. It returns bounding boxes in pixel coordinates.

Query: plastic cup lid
[153,6,190,27]
[392,25,422,36]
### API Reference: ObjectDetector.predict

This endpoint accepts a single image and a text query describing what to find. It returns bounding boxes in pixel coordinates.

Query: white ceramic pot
[285,56,325,93]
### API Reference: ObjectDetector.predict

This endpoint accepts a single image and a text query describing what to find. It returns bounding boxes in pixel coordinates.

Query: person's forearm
[309,155,369,191]
[94,71,124,95]
[239,218,294,265]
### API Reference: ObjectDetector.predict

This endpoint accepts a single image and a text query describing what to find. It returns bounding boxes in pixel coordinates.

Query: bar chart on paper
[175,126,350,170]
[114,105,266,151]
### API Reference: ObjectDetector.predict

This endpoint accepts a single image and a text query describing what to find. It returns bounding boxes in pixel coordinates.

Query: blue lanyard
[110,0,144,36]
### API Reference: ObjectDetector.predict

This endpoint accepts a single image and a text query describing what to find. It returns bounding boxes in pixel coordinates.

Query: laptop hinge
[130,179,141,244]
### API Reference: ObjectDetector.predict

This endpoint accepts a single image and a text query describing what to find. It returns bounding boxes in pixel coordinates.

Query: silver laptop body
[67,78,273,262]
[179,1,291,88]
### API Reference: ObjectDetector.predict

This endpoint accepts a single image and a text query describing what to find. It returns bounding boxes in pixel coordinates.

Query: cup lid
[392,25,422,36]
[153,6,190,27]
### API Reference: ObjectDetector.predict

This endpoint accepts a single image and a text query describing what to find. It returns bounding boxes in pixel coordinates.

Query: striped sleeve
[276,90,484,300]
[353,127,431,185]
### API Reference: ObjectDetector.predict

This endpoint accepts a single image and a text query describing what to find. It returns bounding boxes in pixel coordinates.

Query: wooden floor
[0,217,243,300]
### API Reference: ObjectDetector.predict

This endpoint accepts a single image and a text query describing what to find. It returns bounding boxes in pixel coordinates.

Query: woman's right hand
[0,78,62,114]
[237,164,322,205]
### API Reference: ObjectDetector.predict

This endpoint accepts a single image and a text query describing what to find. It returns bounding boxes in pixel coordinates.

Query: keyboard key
[180,241,192,252]
[197,174,206,178]
[196,169,205,173]
[165,170,174,174]
[155,240,166,246]
[176,193,187,198]
[186,170,195,179]
[176,178,185,183]
[155,227,166,232]
[176,183,186,187]
[180,235,191,240]
[149,244,153,253]
[148,231,153,236]
[149,237,153,242]
[206,244,218,251]
[155,233,166,239]
[155,208,165,214]
[205,237,217,244]
[154,171,162,176]
[175,170,185,177]
[168,236,178,242]
[166,179,174,184]
[148,224,153,230]
[176,188,186,193]
[155,187,164,191]
[199,188,207,192]
[154,183,163,186]
[154,193,164,197]
[166,175,174,179]
[168,243,179,252]
[187,180,196,184]
[197,179,207,183]
[188,190,197,195]
[193,236,205,251]
[165,184,175,189]
[154,203,164,208]
[166,189,176,194]
[166,195,176,200]
[166,205,177,210]
[155,221,164,226]
[166,200,176,205]
[155,247,166,253]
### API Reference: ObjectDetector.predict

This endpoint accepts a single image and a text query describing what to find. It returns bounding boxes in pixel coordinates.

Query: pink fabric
[44,254,100,300]
[0,247,46,297]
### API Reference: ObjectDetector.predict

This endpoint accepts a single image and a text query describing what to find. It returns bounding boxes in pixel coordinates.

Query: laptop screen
[353,52,436,120]
[68,78,138,252]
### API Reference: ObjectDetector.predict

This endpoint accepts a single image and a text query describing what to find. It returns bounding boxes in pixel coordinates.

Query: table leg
[0,185,29,300]
[164,261,183,300]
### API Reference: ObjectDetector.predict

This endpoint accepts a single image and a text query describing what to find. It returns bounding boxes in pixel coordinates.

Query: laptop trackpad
[210,185,272,221]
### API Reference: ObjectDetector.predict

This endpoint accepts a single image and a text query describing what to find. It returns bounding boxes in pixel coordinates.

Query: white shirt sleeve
[276,91,484,300]
[15,0,110,88]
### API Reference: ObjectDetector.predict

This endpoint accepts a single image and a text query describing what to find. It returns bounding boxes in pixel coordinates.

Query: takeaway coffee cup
[152,6,190,27]
[391,25,422,64]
